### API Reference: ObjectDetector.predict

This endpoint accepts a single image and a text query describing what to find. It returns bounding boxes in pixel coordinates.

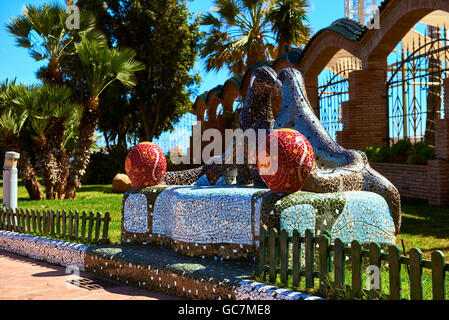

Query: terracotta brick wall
[338,69,388,150]
[372,162,449,206]
[371,163,429,200]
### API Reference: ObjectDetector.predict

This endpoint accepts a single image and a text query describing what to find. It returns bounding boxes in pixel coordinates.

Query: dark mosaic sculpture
[163,67,277,187]
[273,68,401,233]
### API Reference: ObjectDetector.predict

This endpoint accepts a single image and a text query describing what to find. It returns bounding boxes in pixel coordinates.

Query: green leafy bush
[407,142,435,165]
[390,139,412,162]
[82,147,130,185]
[364,140,435,165]
[375,145,391,163]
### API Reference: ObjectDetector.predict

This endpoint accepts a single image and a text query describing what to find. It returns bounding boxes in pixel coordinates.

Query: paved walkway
[0,250,178,300]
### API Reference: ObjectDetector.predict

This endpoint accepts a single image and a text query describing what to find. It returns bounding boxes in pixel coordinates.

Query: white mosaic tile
[152,187,267,245]
[0,231,88,270]
[124,193,149,234]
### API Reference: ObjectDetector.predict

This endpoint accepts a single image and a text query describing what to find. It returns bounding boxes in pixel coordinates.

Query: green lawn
[3,180,124,244]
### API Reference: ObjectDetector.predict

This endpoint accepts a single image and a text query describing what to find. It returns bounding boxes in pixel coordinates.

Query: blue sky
[0,0,344,152]
[0,0,344,91]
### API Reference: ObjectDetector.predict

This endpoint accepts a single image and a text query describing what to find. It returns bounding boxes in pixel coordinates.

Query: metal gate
[387,27,448,145]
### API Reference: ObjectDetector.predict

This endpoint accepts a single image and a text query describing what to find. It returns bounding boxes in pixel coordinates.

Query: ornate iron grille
[318,69,350,141]
[387,27,448,145]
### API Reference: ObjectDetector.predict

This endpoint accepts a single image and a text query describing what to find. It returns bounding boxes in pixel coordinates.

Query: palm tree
[6,3,103,85]
[0,83,44,200]
[200,0,275,74]
[267,0,312,57]
[27,85,79,200]
[65,36,145,199]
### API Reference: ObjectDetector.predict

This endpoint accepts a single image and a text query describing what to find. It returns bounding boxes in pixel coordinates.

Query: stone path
[0,250,178,300]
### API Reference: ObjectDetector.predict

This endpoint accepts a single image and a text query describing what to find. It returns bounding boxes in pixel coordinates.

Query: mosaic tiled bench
[122,186,396,261]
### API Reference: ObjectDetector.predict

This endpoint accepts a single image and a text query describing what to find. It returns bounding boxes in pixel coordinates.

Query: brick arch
[206,92,221,122]
[194,98,207,122]
[364,0,449,68]
[297,31,361,80]
[221,81,240,114]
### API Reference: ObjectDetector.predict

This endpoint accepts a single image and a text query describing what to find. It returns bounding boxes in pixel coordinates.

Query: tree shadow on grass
[399,198,449,239]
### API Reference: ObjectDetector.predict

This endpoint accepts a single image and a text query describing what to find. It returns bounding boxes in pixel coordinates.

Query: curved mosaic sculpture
[273,68,401,233]
[122,186,396,260]
[163,67,277,187]
[121,66,401,260]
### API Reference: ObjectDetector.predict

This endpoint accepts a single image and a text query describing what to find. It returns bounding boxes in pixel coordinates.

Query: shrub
[375,145,391,163]
[365,140,435,165]
[390,139,412,162]
[407,141,435,165]
[82,147,129,185]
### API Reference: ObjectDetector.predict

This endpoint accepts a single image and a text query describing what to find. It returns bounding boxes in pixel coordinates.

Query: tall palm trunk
[277,37,289,58]
[57,150,69,199]
[38,59,68,199]
[246,40,267,67]
[3,133,44,200]
[33,135,56,200]
[65,97,100,199]
[37,117,67,200]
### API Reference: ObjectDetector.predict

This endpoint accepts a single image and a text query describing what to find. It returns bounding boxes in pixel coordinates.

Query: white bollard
[3,151,20,210]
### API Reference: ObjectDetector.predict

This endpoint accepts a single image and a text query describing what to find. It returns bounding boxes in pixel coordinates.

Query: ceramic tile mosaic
[152,186,267,245]
[192,174,210,186]
[263,190,395,243]
[331,191,396,243]
[280,204,316,236]
[235,280,324,300]
[0,230,88,270]
[123,193,149,234]
[84,244,323,300]
[274,68,401,233]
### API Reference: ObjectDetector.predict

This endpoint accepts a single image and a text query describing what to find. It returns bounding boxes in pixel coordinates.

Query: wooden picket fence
[0,207,111,245]
[255,227,449,300]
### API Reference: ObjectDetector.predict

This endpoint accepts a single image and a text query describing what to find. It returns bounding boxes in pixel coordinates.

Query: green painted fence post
[25,209,31,234]
[305,229,314,289]
[351,240,362,299]
[43,210,48,235]
[87,211,94,243]
[55,210,61,236]
[369,242,382,300]
[292,230,301,288]
[68,210,73,239]
[19,208,25,233]
[62,210,67,237]
[269,228,278,283]
[389,245,402,300]
[101,212,110,244]
[74,211,79,241]
[280,229,289,287]
[257,225,267,275]
[334,238,345,296]
[37,210,42,234]
[31,209,36,233]
[50,210,55,236]
[80,211,87,242]
[94,212,102,243]
[0,207,3,230]
[409,248,423,300]
[319,234,330,297]
[431,250,446,300]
